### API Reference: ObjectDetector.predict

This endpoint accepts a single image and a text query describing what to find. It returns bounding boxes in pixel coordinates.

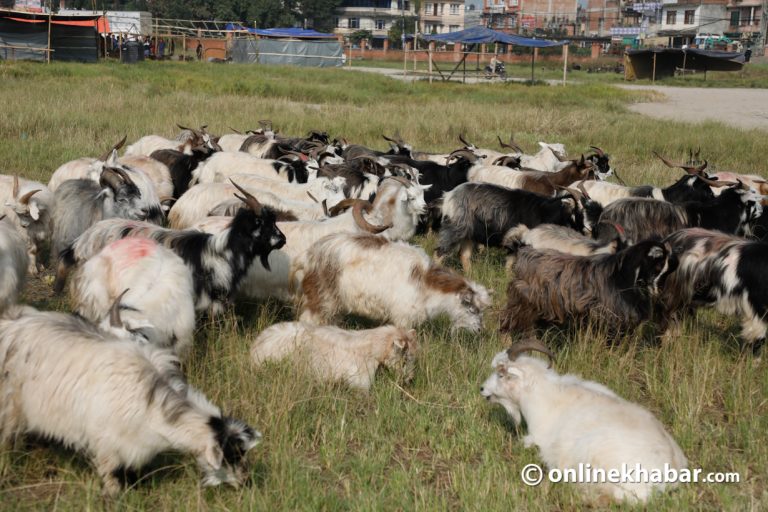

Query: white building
[334,0,417,45]
[658,0,728,46]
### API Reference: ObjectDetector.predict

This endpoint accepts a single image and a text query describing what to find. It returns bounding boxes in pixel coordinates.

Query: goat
[206,197,299,222]
[501,222,626,269]
[468,154,595,196]
[295,232,491,331]
[499,241,676,335]
[481,339,687,505]
[209,177,426,302]
[50,165,156,261]
[437,182,601,271]
[654,151,768,198]
[251,322,418,391]
[169,182,332,228]
[518,142,568,172]
[192,151,315,186]
[215,173,346,207]
[660,228,768,354]
[125,125,220,157]
[0,217,28,313]
[0,304,260,496]
[118,155,174,200]
[69,237,195,359]
[55,184,286,314]
[342,133,412,160]
[575,173,718,207]
[0,175,53,273]
[596,181,763,244]
[150,147,214,198]
[47,136,127,192]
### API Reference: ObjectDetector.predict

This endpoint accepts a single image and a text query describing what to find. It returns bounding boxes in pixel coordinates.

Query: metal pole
[562,43,568,85]
[530,46,535,82]
[652,52,656,82]
[47,10,52,64]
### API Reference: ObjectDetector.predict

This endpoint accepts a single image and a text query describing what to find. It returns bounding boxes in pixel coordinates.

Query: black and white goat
[0,175,53,273]
[56,184,286,314]
[0,304,260,496]
[596,181,763,244]
[437,182,601,271]
[500,240,676,335]
[150,147,214,198]
[125,125,220,157]
[661,228,768,354]
[192,151,317,185]
[576,172,717,206]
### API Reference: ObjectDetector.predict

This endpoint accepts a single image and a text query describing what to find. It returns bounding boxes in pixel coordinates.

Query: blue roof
[225,24,337,39]
[421,26,565,48]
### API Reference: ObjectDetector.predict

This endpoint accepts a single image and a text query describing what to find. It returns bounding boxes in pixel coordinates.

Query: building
[481,0,579,34]
[334,0,417,45]
[420,0,466,34]
[725,0,762,43]
[658,0,729,46]
[465,0,484,28]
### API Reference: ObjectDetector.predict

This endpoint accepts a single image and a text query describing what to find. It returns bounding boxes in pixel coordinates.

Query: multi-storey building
[658,0,728,46]
[725,0,762,41]
[481,0,578,34]
[334,0,417,42]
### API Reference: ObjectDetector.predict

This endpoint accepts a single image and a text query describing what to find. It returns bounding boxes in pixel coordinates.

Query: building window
[666,10,676,25]
[449,24,459,31]
[730,10,740,26]
[404,0,410,10]
[432,3,438,14]
[684,10,695,24]
[375,19,385,30]
[348,17,360,29]
[425,2,432,14]
[450,3,460,15]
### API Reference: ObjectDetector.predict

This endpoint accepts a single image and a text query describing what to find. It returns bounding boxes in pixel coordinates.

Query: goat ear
[506,366,524,379]
[29,202,40,221]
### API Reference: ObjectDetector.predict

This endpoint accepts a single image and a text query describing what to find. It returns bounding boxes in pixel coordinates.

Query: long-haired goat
[69,237,195,358]
[437,182,601,271]
[500,240,676,335]
[596,181,763,244]
[660,228,768,354]
[468,154,595,196]
[149,147,212,198]
[192,151,315,186]
[251,322,418,391]
[48,137,127,192]
[0,305,260,496]
[575,173,718,207]
[0,217,28,313]
[56,184,286,314]
[481,339,687,505]
[125,125,220,157]
[294,232,491,331]
[0,175,53,272]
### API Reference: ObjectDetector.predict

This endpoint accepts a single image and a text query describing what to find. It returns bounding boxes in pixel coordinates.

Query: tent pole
[682,49,686,77]
[47,10,52,64]
[428,47,433,83]
[463,44,467,84]
[562,43,568,85]
[652,52,656,82]
[530,47,535,82]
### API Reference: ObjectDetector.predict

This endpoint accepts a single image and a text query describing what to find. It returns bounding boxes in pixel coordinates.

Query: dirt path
[618,85,768,131]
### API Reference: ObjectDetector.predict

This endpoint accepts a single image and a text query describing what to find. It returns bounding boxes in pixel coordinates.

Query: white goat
[69,237,196,359]
[48,137,127,192]
[0,175,53,273]
[294,232,491,331]
[0,218,28,312]
[192,151,313,185]
[0,305,260,496]
[169,182,332,228]
[519,142,568,172]
[251,322,418,391]
[481,340,687,505]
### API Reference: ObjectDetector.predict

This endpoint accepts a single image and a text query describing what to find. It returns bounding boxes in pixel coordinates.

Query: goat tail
[501,224,529,253]
[52,246,76,294]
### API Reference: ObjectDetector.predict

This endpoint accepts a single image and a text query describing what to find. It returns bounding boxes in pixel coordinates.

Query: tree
[298,0,342,32]
[347,29,372,45]
[388,16,417,48]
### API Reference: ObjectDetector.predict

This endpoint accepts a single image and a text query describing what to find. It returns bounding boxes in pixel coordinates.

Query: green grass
[0,60,766,510]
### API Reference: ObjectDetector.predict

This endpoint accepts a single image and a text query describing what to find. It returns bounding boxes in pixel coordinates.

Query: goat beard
[260,253,271,271]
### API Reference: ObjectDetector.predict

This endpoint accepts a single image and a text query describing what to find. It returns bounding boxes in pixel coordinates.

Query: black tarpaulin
[625,48,745,80]
[0,10,98,62]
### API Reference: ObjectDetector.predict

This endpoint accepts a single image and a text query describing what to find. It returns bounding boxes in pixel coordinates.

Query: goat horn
[577,181,591,200]
[328,198,358,217]
[176,123,194,132]
[382,134,397,144]
[553,181,583,201]
[229,180,263,214]
[353,200,391,234]
[697,175,735,188]
[18,189,41,205]
[109,166,136,188]
[305,192,329,216]
[549,146,571,162]
[447,149,478,163]
[589,145,605,157]
[12,175,19,198]
[228,126,242,134]
[385,175,413,188]
[458,134,473,148]
[98,135,128,162]
[506,337,555,369]
[612,168,627,186]
[653,151,705,175]
[109,289,130,328]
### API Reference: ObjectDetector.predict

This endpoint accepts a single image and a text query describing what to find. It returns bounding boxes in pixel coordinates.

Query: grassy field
[0,60,766,511]
[354,55,768,87]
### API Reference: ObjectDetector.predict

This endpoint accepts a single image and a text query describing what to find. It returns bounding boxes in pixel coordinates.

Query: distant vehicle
[484,61,507,80]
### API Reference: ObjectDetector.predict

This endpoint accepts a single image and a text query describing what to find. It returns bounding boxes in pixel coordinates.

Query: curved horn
[385,175,413,188]
[18,189,41,205]
[108,166,136,188]
[589,145,605,157]
[498,134,523,153]
[577,181,591,200]
[447,149,478,163]
[653,151,706,175]
[697,175,736,188]
[352,200,391,234]
[110,289,130,328]
[229,179,263,214]
[492,155,520,167]
[458,134,474,148]
[612,168,627,186]
[12,175,19,198]
[382,134,397,144]
[328,198,359,217]
[99,168,124,191]
[506,337,555,369]
[554,183,583,201]
[98,135,127,162]
[228,126,242,134]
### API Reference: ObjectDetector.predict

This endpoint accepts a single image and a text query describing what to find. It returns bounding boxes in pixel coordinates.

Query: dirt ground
[619,85,768,132]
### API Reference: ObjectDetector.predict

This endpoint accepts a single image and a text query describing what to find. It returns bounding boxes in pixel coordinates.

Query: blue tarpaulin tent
[421,26,565,48]
[419,26,567,82]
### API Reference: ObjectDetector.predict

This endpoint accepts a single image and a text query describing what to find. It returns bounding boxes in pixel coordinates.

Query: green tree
[388,16,417,48]
[347,29,372,45]
[299,0,342,32]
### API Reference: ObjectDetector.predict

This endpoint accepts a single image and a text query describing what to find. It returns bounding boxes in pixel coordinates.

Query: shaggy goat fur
[481,349,687,504]
[0,306,260,496]
[69,237,196,358]
[0,219,28,313]
[251,322,418,391]
[294,232,491,331]
[500,241,675,334]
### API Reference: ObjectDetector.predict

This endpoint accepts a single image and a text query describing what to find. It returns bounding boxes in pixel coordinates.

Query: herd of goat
[0,122,765,504]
